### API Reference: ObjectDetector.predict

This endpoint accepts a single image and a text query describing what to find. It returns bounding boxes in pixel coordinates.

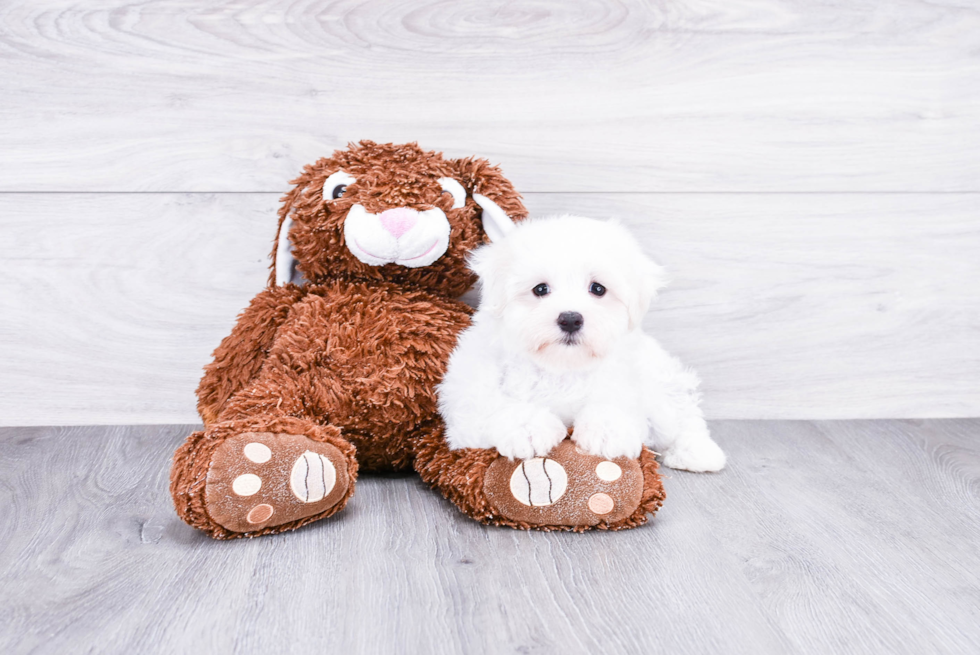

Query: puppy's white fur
[438,215,726,472]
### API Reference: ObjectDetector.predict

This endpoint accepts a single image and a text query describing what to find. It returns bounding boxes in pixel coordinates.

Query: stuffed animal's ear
[270,170,309,287]
[271,207,297,287]
[269,158,341,286]
[472,194,515,242]
[447,157,527,243]
[273,215,302,286]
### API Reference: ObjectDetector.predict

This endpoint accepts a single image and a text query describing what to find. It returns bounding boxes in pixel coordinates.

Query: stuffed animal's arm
[196,284,305,424]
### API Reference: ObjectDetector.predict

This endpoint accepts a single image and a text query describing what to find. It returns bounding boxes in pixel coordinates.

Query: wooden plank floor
[1,420,977,654]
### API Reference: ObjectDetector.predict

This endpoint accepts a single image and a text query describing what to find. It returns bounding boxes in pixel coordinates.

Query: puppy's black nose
[557,311,584,333]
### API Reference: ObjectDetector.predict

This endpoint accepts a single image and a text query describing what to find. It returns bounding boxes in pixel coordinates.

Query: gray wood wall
[1,0,978,425]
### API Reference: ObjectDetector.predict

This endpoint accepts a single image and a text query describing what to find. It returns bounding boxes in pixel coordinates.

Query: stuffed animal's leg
[412,420,665,531]
[196,284,304,425]
[171,408,357,540]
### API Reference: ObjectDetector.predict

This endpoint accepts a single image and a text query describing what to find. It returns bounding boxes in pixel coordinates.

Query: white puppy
[438,215,726,472]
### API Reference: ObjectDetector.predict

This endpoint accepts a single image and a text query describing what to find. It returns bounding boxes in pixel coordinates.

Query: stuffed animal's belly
[271,284,471,469]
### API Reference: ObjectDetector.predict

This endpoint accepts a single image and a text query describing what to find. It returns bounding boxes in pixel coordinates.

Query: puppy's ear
[627,254,669,330]
[467,243,507,316]
[446,157,527,242]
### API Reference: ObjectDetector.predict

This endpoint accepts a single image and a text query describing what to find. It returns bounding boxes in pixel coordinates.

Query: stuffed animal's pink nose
[379,208,418,239]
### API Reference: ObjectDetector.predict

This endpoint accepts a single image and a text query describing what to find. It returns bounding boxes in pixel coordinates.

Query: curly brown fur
[197,284,305,425]
[214,279,474,471]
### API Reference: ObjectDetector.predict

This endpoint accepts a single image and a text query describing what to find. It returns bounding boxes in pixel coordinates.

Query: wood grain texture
[681,420,980,654]
[0,421,977,654]
[1,192,977,425]
[1,0,979,192]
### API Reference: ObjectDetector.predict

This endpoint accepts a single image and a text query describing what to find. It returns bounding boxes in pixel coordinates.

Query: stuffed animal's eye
[533,283,550,297]
[590,282,606,297]
[438,177,466,209]
[323,170,357,202]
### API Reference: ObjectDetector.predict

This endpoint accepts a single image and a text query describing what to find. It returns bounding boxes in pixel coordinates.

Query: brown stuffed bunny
[170,141,664,539]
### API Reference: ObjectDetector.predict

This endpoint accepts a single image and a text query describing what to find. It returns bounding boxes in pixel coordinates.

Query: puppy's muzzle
[557,311,584,334]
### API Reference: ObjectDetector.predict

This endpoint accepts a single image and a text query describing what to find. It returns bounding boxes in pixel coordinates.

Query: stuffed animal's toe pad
[483,439,644,527]
[205,432,350,533]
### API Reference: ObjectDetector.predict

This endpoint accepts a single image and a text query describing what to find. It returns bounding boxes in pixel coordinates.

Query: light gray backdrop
[1,0,978,425]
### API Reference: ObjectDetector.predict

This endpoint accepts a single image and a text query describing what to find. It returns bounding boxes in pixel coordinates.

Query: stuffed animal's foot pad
[205,432,350,533]
[483,439,643,527]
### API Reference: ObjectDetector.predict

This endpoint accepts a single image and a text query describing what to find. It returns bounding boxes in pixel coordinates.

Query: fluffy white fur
[437,215,726,472]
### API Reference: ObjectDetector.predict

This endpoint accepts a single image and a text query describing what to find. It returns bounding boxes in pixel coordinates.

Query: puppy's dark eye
[331,184,347,199]
[590,282,606,297]
[533,283,550,297]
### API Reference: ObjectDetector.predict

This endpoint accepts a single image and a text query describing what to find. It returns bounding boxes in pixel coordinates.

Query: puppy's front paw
[662,437,726,472]
[572,406,646,460]
[489,405,567,460]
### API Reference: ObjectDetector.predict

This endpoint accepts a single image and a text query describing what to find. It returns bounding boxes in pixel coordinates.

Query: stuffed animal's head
[271,141,527,298]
